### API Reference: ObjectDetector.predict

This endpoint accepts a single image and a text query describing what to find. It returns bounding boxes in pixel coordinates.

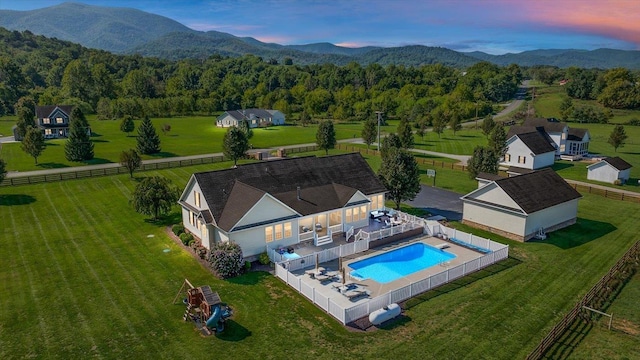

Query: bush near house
[179,232,193,246]
[258,252,271,265]
[208,242,244,279]
[171,224,184,236]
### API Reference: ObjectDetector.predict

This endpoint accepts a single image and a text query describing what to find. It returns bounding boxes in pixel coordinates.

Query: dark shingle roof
[194,153,387,231]
[225,109,276,121]
[494,168,582,214]
[515,132,556,155]
[476,172,504,181]
[522,118,567,133]
[567,127,589,141]
[603,157,632,171]
[35,105,72,119]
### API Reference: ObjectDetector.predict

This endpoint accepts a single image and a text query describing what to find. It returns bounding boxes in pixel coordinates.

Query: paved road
[406,185,464,221]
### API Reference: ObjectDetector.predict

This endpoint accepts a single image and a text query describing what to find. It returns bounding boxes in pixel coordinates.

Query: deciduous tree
[488,124,508,157]
[398,119,414,149]
[120,115,135,136]
[380,133,402,160]
[608,124,628,152]
[65,107,94,162]
[120,149,142,178]
[481,115,495,139]
[223,126,249,166]
[130,176,179,220]
[378,148,421,210]
[361,118,377,149]
[136,116,161,155]
[21,126,45,164]
[315,119,336,155]
[467,146,499,179]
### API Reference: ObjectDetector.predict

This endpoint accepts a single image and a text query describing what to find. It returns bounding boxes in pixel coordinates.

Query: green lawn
[1,156,639,359]
[0,116,392,172]
[0,117,16,137]
[412,128,487,155]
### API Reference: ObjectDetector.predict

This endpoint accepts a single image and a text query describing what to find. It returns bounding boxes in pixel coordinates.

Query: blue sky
[2,0,640,54]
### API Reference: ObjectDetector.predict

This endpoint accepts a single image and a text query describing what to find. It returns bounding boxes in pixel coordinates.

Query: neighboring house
[216,109,285,128]
[501,131,556,170]
[461,168,582,241]
[514,118,590,157]
[178,153,387,258]
[36,105,74,139]
[475,172,504,189]
[587,157,632,184]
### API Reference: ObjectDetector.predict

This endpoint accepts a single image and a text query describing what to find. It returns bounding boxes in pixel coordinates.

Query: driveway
[406,185,464,221]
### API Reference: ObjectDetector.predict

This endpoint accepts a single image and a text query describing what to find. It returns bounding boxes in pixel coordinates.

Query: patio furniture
[305,267,326,278]
[370,210,387,219]
[332,281,356,293]
[315,271,339,283]
[435,243,450,250]
[342,286,371,300]
[315,223,323,231]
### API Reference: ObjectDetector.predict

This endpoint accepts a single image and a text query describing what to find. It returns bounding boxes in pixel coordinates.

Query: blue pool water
[281,252,301,260]
[349,243,456,284]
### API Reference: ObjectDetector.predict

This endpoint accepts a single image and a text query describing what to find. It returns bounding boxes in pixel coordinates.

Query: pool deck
[291,235,486,308]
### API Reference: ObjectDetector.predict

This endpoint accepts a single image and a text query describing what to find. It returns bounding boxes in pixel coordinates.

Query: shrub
[172,224,185,236]
[179,232,193,245]
[188,239,196,247]
[614,179,622,186]
[627,118,640,126]
[244,261,252,271]
[208,242,244,279]
[258,252,271,265]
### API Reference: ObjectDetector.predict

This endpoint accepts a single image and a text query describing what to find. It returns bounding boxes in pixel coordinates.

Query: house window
[189,211,195,226]
[265,227,274,242]
[43,118,50,124]
[345,208,352,223]
[201,224,208,238]
[518,156,526,164]
[360,205,367,220]
[353,207,359,221]
[44,129,52,135]
[560,144,566,152]
[505,153,511,162]
[274,224,283,240]
[284,222,292,238]
[194,191,201,208]
[561,132,567,139]
[56,117,63,124]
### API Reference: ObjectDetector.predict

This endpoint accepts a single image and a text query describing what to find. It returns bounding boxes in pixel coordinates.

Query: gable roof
[476,172,505,182]
[602,157,632,171]
[192,153,387,232]
[522,118,567,133]
[493,168,581,214]
[223,109,279,121]
[35,105,73,119]
[512,131,556,155]
[567,127,589,141]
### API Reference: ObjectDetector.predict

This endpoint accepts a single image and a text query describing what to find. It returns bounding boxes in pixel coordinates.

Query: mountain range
[2,2,640,69]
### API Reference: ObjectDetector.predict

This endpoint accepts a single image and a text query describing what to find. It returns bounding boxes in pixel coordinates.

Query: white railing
[345,226,354,241]
[329,223,343,234]
[299,231,314,242]
[274,226,509,325]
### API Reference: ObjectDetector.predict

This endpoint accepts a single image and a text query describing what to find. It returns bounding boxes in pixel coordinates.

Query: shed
[587,157,632,184]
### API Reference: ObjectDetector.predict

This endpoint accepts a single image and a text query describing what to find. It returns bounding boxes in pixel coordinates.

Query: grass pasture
[1,157,640,358]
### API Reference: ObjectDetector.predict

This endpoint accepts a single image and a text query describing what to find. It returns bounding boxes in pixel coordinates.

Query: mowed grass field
[1,154,640,359]
[0,117,375,172]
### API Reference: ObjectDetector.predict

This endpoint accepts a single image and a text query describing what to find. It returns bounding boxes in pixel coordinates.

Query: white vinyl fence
[275,225,509,325]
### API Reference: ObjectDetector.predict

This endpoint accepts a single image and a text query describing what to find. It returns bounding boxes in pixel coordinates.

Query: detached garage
[587,157,632,184]
[461,168,582,241]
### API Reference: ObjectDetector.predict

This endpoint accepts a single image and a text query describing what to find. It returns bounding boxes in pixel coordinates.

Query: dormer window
[43,118,50,124]
[56,117,64,124]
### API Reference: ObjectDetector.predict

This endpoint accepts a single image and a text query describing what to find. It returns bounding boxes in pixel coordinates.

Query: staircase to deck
[314,231,333,246]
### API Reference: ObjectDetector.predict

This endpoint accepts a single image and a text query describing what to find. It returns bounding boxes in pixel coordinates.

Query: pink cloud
[522,0,640,45]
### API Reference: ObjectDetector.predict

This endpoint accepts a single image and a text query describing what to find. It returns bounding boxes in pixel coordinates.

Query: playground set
[173,279,232,335]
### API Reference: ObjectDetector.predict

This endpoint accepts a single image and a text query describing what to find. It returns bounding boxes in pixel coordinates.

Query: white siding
[524,199,579,237]
[532,151,555,169]
[470,184,521,210]
[462,202,526,236]
[230,220,299,257]
[502,137,536,170]
[587,162,621,183]
[234,195,297,229]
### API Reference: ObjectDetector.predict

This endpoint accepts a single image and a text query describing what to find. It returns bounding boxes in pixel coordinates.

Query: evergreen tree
[21,126,45,164]
[223,126,249,166]
[136,116,161,155]
[65,108,94,162]
[481,115,496,139]
[467,146,499,179]
[378,148,421,210]
[398,119,414,149]
[608,124,628,152]
[488,124,508,157]
[380,133,402,160]
[315,119,336,155]
[361,118,377,149]
[120,115,135,136]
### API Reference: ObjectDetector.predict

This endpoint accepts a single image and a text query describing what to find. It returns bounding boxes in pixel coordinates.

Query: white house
[178,153,387,258]
[216,109,285,128]
[511,118,590,157]
[461,168,582,241]
[587,157,632,184]
[501,131,556,170]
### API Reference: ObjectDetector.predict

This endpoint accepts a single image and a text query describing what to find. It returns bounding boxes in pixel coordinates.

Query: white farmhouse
[511,118,590,158]
[461,168,582,241]
[216,109,285,128]
[587,157,632,184]
[178,153,387,258]
[501,131,556,170]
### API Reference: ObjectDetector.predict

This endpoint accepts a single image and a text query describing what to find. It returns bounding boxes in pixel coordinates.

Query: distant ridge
[2,2,640,68]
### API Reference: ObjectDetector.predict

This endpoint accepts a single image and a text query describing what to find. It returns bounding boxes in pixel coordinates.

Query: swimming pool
[349,243,456,283]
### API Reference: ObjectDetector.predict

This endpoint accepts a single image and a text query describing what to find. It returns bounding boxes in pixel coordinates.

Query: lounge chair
[343,287,371,300]
[305,267,326,278]
[315,271,339,283]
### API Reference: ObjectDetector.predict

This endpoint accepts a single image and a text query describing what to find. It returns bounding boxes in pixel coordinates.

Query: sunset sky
[2,0,640,54]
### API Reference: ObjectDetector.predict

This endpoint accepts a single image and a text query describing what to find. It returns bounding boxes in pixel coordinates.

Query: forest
[1,27,639,128]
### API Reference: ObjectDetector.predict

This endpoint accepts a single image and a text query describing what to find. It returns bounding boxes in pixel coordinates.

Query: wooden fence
[0,155,226,186]
[335,144,468,171]
[567,181,640,203]
[526,240,640,360]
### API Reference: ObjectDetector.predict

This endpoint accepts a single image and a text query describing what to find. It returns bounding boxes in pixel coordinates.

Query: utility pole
[375,111,383,150]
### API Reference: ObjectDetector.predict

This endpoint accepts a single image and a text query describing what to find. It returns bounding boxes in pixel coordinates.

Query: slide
[205,305,223,331]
